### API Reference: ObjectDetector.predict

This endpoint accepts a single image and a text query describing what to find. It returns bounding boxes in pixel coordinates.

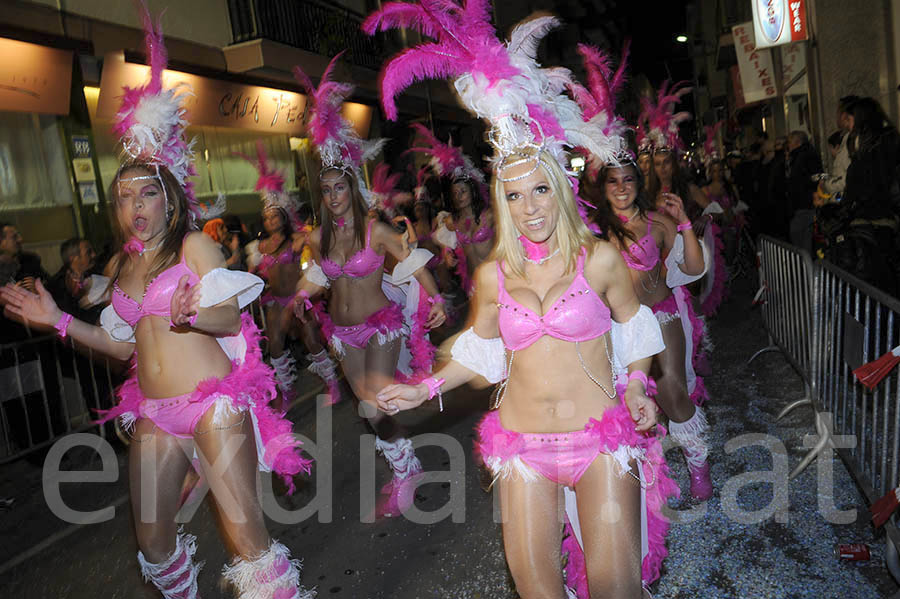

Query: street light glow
[676,35,688,43]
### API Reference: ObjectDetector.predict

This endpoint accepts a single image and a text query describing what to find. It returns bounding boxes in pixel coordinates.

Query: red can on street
[835,543,871,561]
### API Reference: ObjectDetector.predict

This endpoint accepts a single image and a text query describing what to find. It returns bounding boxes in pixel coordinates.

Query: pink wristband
[422,377,446,412]
[676,221,692,232]
[54,312,73,338]
[297,289,313,310]
[429,294,444,305]
[627,370,648,390]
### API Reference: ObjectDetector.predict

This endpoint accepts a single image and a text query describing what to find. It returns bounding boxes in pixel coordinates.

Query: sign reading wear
[752,0,808,48]
[0,38,73,115]
[96,52,309,135]
[732,23,778,104]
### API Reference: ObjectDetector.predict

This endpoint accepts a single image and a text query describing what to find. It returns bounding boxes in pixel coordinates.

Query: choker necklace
[519,235,559,265]
[334,217,352,229]
[123,236,163,256]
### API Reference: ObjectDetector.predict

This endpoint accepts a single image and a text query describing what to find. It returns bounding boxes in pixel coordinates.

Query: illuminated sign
[752,0,808,48]
[732,23,778,104]
[0,38,72,115]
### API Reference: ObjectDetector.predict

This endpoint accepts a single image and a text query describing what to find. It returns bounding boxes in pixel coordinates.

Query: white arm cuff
[84,274,111,307]
[244,240,262,271]
[433,213,459,250]
[610,305,665,367]
[701,201,724,216]
[665,234,710,287]
[100,305,135,343]
[306,261,330,289]
[198,268,264,309]
[392,248,434,285]
[451,328,507,383]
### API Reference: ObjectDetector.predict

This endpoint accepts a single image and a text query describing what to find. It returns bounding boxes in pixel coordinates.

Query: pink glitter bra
[254,243,300,279]
[320,219,384,281]
[496,248,611,351]
[457,213,494,245]
[621,214,660,272]
[112,251,199,328]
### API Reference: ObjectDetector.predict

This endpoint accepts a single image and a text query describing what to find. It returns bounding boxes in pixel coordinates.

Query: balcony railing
[228,0,385,71]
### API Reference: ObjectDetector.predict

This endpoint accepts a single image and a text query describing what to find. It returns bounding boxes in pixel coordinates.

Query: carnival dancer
[289,53,446,517]
[240,141,341,408]
[365,6,677,597]
[407,124,494,296]
[572,43,713,502]
[0,10,313,598]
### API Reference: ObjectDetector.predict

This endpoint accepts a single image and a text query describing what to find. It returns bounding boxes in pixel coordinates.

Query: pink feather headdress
[370,163,402,215]
[235,140,300,220]
[113,3,198,218]
[701,121,724,167]
[637,80,693,155]
[364,5,624,181]
[406,123,488,202]
[567,40,632,171]
[293,52,386,205]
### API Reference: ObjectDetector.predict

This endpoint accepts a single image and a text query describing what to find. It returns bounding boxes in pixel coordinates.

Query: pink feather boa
[474,390,679,592]
[95,313,311,493]
[701,220,728,317]
[453,246,473,296]
[399,292,438,384]
[652,288,711,406]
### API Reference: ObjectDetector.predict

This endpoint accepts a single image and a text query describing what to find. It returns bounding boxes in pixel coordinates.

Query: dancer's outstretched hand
[624,388,658,432]
[426,301,446,329]
[376,383,428,415]
[659,192,689,224]
[170,274,201,327]
[0,279,61,328]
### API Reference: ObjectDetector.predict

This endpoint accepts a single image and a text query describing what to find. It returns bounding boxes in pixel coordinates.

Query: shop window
[0,111,74,211]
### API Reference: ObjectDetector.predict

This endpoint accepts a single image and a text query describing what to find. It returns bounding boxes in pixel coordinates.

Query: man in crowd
[787,131,823,254]
[47,238,102,324]
[818,95,859,200]
[0,222,47,290]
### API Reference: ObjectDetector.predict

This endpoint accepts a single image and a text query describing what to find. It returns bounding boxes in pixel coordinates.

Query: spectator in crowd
[787,130,823,254]
[46,238,103,324]
[202,217,244,270]
[819,95,859,199]
[0,223,47,291]
[830,97,900,295]
[222,214,247,270]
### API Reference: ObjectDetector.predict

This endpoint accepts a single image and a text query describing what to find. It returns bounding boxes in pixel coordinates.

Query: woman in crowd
[291,54,446,517]
[241,142,341,407]
[365,8,677,598]
[1,12,312,598]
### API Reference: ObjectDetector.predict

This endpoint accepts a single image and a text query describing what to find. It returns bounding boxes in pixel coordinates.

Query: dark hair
[581,162,650,252]
[447,177,486,223]
[261,205,293,240]
[647,151,692,208]
[107,162,192,287]
[838,95,860,115]
[827,130,844,148]
[318,169,367,259]
[296,203,314,225]
[223,214,243,233]
[59,238,84,267]
[850,97,894,154]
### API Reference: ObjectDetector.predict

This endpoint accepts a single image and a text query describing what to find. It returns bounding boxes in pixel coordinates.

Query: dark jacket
[787,142,823,212]
[844,127,900,221]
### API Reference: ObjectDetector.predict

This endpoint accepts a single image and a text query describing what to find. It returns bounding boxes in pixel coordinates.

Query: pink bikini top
[497,248,611,351]
[255,243,300,279]
[621,214,660,272]
[112,251,199,328]
[457,214,494,245]
[320,220,384,281]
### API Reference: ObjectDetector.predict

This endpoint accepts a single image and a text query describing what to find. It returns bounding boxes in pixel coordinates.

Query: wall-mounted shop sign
[751,0,808,48]
[732,23,778,104]
[0,38,73,115]
[96,52,307,135]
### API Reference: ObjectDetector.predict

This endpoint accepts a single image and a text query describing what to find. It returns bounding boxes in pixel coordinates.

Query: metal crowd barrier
[748,236,819,472]
[0,333,122,464]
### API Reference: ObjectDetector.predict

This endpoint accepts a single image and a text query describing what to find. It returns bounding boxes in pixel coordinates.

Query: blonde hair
[492,147,595,279]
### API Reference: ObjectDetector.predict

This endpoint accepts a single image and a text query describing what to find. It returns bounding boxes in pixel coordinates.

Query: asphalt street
[1,278,898,598]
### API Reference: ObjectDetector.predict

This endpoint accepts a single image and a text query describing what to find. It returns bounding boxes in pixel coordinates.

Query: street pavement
[1,277,899,598]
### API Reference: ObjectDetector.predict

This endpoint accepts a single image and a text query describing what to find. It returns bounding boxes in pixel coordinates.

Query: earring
[166,202,174,220]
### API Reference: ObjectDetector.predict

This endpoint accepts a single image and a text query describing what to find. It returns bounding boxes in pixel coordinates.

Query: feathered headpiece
[293,52,386,204]
[406,123,488,203]
[113,3,198,218]
[636,80,692,155]
[235,140,300,223]
[363,5,624,182]
[369,163,402,215]
[567,40,632,172]
[700,121,724,168]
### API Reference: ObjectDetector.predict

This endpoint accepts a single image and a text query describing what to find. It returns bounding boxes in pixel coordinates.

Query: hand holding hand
[376,383,429,415]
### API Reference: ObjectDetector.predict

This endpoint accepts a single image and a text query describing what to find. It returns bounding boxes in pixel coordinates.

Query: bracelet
[627,370,649,391]
[296,289,313,310]
[676,221,692,232]
[422,377,446,412]
[429,294,444,305]
[54,312,73,339]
